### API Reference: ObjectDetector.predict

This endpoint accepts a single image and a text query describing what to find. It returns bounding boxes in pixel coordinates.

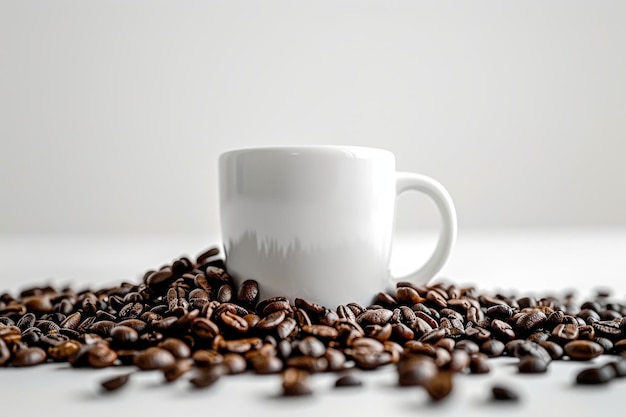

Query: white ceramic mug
[219,146,457,307]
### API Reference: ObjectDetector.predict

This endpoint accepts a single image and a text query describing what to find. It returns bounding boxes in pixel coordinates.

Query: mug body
[219,146,396,307]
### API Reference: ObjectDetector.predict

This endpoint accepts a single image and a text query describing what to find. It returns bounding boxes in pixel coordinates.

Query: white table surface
[2,228,626,417]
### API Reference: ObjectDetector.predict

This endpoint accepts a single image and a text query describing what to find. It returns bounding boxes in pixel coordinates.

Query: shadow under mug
[219,145,457,307]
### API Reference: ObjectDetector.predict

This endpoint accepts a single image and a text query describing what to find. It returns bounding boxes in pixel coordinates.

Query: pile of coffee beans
[1,246,626,401]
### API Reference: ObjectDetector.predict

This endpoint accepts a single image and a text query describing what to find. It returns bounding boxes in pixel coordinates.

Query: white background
[2,0,626,235]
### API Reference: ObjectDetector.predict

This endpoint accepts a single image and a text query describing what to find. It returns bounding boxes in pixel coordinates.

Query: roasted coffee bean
[250,354,283,374]
[492,385,519,401]
[539,341,564,360]
[156,338,189,359]
[486,305,514,320]
[298,336,326,358]
[87,344,118,368]
[190,365,227,388]
[469,353,490,374]
[16,313,36,331]
[277,317,297,339]
[48,340,82,361]
[223,353,247,374]
[324,348,346,371]
[518,356,548,373]
[425,370,453,402]
[287,355,328,373]
[551,324,579,342]
[111,326,138,345]
[12,346,47,367]
[192,349,224,367]
[449,349,470,373]
[358,309,393,326]
[282,367,312,396]
[564,340,604,360]
[100,373,131,392]
[133,347,176,370]
[396,287,424,305]
[0,339,11,366]
[335,373,363,387]
[191,318,220,339]
[257,310,286,330]
[163,359,193,382]
[491,319,516,340]
[455,339,480,354]
[510,341,552,363]
[301,324,338,339]
[481,339,505,357]
[397,355,438,386]
[576,365,615,384]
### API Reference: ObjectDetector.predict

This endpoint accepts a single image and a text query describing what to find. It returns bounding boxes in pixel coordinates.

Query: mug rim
[219,145,394,160]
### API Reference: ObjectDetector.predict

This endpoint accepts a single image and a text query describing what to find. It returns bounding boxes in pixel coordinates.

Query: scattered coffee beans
[2,246,626,403]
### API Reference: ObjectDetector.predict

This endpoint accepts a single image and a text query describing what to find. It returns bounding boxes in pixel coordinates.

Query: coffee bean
[111,326,139,345]
[158,338,191,359]
[163,359,193,382]
[256,310,286,330]
[539,341,564,360]
[551,323,579,342]
[398,355,438,386]
[0,339,11,366]
[576,366,615,384]
[469,353,490,374]
[334,374,363,387]
[490,319,516,340]
[87,344,118,368]
[100,373,131,392]
[425,370,453,401]
[481,339,505,357]
[12,346,47,367]
[48,340,82,361]
[518,357,548,373]
[358,309,393,326]
[282,367,312,396]
[564,340,604,360]
[190,365,226,388]
[133,347,176,370]
[223,353,247,374]
[486,305,514,320]
[492,385,519,401]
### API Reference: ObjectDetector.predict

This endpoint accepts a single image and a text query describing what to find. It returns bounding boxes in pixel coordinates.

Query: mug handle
[391,172,457,285]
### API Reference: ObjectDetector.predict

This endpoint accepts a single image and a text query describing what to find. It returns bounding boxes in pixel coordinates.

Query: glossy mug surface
[219,146,456,307]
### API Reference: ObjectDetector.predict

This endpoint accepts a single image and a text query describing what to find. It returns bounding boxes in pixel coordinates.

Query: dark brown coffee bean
[276,317,297,339]
[251,354,283,374]
[396,287,424,305]
[486,305,513,320]
[358,309,393,326]
[465,326,491,342]
[286,356,328,373]
[469,353,490,374]
[282,367,312,396]
[190,365,226,388]
[100,373,131,392]
[449,349,470,373]
[492,385,519,401]
[257,310,286,330]
[16,313,36,331]
[419,328,447,344]
[335,374,363,387]
[13,346,47,367]
[195,247,220,265]
[481,339,505,357]
[539,341,564,360]
[397,356,438,386]
[456,340,480,354]
[301,324,338,339]
[220,311,249,333]
[191,318,220,339]
[578,325,596,340]
[223,353,247,374]
[192,349,224,367]
[298,336,326,358]
[324,348,346,371]
[163,359,193,382]
[551,323,579,342]
[0,339,11,366]
[425,370,453,402]
[87,344,118,368]
[111,326,138,345]
[59,312,82,330]
[158,338,191,359]
[133,347,176,370]
[592,321,621,340]
[564,340,604,360]
[576,366,615,384]
[491,319,516,340]
[518,356,548,373]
